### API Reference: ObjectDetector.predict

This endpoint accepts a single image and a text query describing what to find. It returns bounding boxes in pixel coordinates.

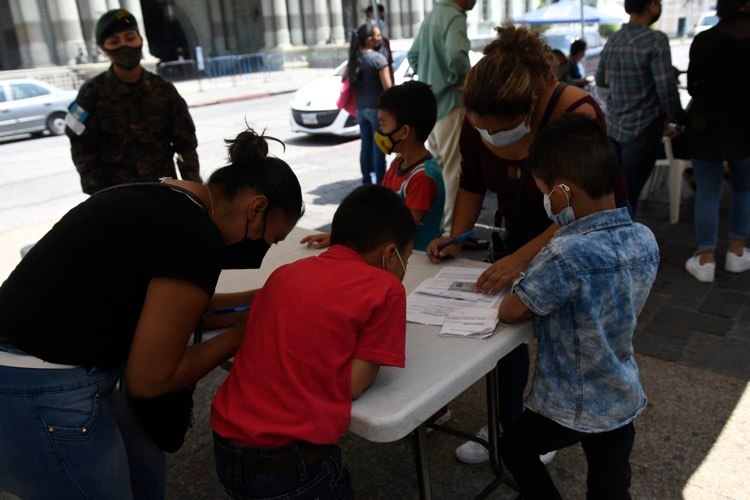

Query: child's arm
[351,358,380,400]
[498,292,533,324]
[299,232,331,249]
[410,209,426,226]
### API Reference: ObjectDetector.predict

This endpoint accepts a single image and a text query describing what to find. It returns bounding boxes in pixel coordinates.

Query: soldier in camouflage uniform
[66,9,200,195]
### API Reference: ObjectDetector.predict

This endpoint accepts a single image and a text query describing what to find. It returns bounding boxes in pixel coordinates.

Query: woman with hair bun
[0,128,304,499]
[347,22,393,184]
[426,23,626,465]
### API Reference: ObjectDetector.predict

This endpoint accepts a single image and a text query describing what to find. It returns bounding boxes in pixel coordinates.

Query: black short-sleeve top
[0,184,224,368]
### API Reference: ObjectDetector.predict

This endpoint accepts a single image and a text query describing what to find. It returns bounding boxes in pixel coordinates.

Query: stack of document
[406,267,505,339]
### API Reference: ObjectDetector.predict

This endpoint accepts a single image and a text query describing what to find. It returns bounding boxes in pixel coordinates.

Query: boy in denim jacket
[497,113,659,499]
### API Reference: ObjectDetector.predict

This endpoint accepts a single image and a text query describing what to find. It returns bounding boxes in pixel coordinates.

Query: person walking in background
[498,113,659,500]
[408,0,478,238]
[347,23,392,184]
[596,0,684,215]
[66,9,200,195]
[567,39,588,87]
[364,3,393,81]
[683,0,750,282]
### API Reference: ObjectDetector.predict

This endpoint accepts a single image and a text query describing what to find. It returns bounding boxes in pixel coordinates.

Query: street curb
[188,88,296,108]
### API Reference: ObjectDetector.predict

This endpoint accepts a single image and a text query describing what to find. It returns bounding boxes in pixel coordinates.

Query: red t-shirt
[211,245,407,447]
[383,155,437,213]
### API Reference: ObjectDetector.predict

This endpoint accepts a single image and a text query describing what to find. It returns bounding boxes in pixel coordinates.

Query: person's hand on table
[425,236,462,263]
[475,253,527,295]
[300,232,331,249]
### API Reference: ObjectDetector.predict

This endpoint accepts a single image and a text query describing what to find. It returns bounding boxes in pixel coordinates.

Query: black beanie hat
[95,9,139,45]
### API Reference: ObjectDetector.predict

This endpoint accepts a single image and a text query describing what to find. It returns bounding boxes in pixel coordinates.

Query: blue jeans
[356,107,385,184]
[0,362,167,499]
[213,433,353,499]
[692,157,750,253]
[611,118,664,215]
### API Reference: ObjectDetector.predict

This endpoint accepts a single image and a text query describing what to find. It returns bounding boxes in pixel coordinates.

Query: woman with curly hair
[346,23,393,184]
[426,22,626,465]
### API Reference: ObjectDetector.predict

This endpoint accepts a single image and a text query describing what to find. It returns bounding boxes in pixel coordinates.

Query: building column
[329,0,345,44]
[47,0,86,65]
[409,0,425,38]
[208,0,227,54]
[386,0,403,39]
[77,0,109,57]
[272,0,291,48]
[287,0,304,46]
[120,0,152,57]
[260,0,275,49]
[313,0,330,44]
[7,0,52,67]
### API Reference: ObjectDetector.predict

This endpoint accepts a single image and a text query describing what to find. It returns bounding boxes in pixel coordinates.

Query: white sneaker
[725,248,750,273]
[540,450,557,465]
[685,255,715,282]
[455,425,490,464]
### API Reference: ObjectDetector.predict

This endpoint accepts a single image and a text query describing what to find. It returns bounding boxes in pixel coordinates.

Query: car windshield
[700,15,718,26]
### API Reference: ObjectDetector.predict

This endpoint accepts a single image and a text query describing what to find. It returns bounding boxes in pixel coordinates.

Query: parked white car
[289,39,482,137]
[0,78,77,138]
[694,12,719,35]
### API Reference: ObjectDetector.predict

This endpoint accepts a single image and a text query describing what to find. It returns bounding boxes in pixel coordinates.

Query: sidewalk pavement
[172,67,334,108]
[2,67,748,500]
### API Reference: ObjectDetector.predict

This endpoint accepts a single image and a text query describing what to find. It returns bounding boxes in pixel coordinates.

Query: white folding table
[216,227,533,499]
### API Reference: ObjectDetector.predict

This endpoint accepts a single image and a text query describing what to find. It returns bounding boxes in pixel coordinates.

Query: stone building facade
[0,0,696,71]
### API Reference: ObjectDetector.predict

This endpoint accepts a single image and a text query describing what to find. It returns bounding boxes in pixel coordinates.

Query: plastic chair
[643,136,689,224]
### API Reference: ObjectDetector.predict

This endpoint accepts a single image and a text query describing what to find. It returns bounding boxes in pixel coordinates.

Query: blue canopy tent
[515,0,624,38]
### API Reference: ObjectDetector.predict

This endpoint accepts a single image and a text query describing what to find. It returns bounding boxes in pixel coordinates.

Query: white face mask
[382,247,407,281]
[543,184,576,226]
[476,119,531,148]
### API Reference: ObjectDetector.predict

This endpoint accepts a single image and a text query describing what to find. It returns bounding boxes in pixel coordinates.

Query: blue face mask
[543,184,576,226]
[475,118,531,148]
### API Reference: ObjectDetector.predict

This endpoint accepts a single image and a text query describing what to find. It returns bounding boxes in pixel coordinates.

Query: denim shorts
[213,433,353,499]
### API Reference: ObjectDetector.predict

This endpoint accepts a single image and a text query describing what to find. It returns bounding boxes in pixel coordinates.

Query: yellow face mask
[374,127,401,155]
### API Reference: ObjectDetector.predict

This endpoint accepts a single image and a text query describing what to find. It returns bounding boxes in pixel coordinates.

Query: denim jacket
[513,208,659,432]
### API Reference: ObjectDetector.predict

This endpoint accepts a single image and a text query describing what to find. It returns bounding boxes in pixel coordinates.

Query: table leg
[411,424,432,500]
[485,368,502,476]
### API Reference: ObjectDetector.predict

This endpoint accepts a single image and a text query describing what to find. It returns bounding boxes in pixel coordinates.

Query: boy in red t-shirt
[211,185,417,499]
[301,81,444,252]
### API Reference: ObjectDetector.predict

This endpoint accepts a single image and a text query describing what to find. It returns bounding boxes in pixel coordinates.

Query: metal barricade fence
[156,59,198,81]
[205,53,266,79]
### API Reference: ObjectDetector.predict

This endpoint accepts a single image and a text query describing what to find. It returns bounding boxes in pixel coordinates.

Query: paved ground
[3,50,749,499]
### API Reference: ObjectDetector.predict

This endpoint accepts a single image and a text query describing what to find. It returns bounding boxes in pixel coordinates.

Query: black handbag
[130,386,195,453]
[127,318,204,453]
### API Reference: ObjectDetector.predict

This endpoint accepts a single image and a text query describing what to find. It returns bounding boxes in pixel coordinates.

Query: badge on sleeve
[65,102,89,136]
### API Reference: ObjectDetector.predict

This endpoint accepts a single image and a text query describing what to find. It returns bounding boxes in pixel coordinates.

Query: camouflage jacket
[66,67,200,194]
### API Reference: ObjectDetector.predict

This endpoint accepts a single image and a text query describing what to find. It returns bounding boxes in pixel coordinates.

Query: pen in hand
[429,230,475,256]
[212,305,251,315]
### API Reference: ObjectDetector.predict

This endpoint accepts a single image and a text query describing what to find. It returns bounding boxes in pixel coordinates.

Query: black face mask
[105,45,143,70]
[221,215,271,269]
